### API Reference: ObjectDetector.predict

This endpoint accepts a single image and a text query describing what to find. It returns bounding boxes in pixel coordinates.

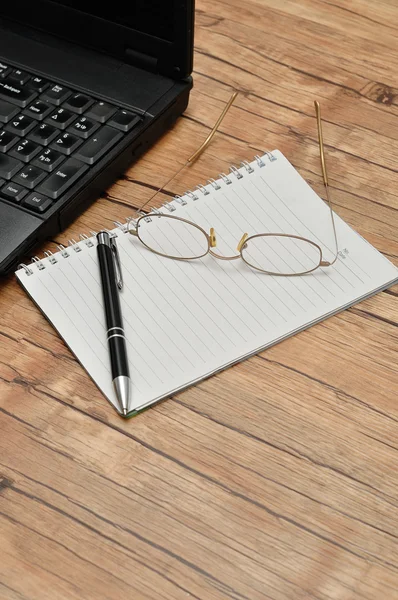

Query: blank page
[16,151,398,415]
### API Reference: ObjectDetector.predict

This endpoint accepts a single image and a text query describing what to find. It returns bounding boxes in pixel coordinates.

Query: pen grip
[97,242,130,379]
[97,243,123,328]
[108,336,129,376]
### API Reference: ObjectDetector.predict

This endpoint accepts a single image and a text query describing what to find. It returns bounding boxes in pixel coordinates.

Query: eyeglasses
[128,98,338,276]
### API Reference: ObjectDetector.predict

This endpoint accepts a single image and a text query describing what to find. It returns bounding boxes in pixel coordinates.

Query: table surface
[1,1,398,599]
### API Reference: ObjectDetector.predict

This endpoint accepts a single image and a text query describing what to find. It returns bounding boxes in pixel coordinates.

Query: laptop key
[0,99,19,124]
[63,93,93,114]
[23,99,53,121]
[9,139,42,163]
[46,107,75,129]
[5,114,36,137]
[28,123,58,146]
[85,101,116,123]
[74,126,122,165]
[0,154,23,179]
[22,192,53,213]
[32,148,65,173]
[0,62,11,79]
[68,116,99,139]
[37,158,88,199]
[40,84,71,106]
[108,110,141,133]
[0,81,37,108]
[50,132,82,155]
[0,130,18,153]
[8,69,30,86]
[1,181,28,203]
[28,77,49,93]
[13,165,47,189]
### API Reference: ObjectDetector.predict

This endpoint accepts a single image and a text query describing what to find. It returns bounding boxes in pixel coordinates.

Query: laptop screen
[0,0,193,78]
[50,1,175,42]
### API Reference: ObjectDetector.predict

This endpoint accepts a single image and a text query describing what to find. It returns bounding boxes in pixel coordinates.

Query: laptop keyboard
[0,62,142,214]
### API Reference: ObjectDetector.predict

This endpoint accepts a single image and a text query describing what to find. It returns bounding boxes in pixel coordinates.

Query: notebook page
[16,151,398,414]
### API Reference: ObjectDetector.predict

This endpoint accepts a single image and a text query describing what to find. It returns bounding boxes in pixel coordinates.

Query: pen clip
[110,237,123,290]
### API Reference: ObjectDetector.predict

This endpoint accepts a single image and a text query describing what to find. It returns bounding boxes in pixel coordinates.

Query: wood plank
[0,395,379,600]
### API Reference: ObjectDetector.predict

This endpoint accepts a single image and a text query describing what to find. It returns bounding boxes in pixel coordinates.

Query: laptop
[0,1,194,275]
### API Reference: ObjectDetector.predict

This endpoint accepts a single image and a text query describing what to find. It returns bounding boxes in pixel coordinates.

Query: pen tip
[113,377,131,417]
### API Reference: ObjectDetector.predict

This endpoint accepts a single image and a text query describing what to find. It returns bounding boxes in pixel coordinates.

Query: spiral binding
[220,173,232,185]
[79,233,95,247]
[196,184,210,195]
[18,151,277,275]
[44,250,58,265]
[68,239,82,252]
[155,150,276,215]
[57,244,70,258]
[17,263,34,276]
[241,160,254,174]
[31,256,45,270]
[174,195,187,206]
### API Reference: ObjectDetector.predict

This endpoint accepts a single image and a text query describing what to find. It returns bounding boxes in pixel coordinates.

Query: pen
[96,231,131,416]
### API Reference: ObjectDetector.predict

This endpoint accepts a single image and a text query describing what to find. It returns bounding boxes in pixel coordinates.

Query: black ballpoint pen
[96,231,131,416]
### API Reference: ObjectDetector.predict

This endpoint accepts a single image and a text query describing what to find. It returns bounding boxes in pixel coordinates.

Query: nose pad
[237,233,249,252]
[209,228,217,248]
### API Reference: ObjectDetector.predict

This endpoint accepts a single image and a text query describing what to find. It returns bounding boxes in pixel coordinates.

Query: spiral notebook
[15,151,398,416]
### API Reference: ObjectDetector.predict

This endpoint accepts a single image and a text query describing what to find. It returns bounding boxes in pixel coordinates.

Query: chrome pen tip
[113,376,131,418]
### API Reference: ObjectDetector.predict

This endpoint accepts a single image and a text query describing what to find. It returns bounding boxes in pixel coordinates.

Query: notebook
[15,150,398,416]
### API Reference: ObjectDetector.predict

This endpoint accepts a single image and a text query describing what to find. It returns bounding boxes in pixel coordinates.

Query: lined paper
[16,151,398,414]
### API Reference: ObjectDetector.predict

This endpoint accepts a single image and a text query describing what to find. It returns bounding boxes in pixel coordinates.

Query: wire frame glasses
[129,99,338,276]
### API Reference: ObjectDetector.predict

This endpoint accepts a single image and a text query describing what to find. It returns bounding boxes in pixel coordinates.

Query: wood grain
[1,1,398,598]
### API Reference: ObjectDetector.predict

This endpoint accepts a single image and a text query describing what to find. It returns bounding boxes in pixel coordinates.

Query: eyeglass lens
[241,234,322,274]
[137,215,209,260]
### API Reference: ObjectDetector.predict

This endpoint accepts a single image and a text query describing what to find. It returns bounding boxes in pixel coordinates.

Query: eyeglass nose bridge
[208,231,249,261]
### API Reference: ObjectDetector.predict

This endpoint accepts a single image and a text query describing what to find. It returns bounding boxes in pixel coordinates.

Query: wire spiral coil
[154,151,276,216]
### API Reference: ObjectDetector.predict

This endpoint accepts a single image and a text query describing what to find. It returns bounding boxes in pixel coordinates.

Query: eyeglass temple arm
[136,91,238,215]
[314,101,339,266]
[188,91,238,164]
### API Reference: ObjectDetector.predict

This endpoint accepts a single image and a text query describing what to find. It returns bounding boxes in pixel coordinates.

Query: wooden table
[1,1,398,598]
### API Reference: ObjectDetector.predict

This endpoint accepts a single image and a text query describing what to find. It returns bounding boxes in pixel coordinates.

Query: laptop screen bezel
[0,0,194,79]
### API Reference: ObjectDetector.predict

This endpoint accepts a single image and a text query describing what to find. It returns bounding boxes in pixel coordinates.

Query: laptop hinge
[125,48,158,73]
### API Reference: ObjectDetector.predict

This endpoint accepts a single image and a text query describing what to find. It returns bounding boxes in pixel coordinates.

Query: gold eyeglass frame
[129,96,339,277]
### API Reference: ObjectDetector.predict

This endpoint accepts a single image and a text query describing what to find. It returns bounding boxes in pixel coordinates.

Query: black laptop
[0,1,194,275]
